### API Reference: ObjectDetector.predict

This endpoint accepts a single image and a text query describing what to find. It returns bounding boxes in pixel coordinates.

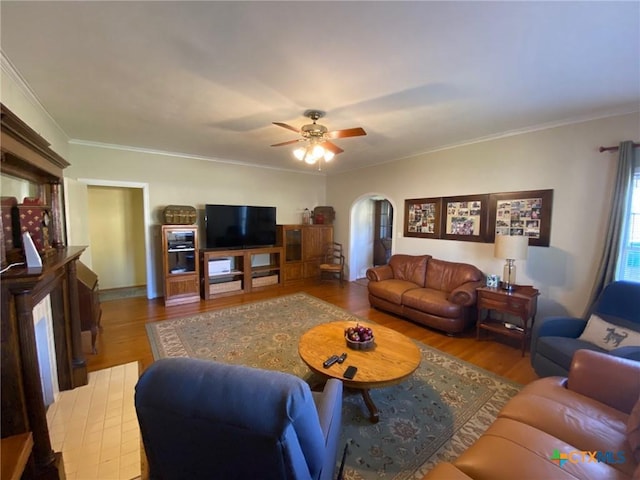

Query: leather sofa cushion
[424,258,482,292]
[535,336,605,369]
[389,254,430,287]
[402,288,462,319]
[452,418,625,480]
[368,279,419,305]
[499,377,635,477]
[423,463,473,479]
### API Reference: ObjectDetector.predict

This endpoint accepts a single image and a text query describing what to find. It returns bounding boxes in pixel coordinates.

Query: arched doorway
[348,194,395,281]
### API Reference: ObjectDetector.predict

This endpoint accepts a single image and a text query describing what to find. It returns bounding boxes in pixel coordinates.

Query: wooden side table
[476,285,540,356]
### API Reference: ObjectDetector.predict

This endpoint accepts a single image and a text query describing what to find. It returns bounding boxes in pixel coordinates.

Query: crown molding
[1,50,70,140]
[68,139,325,176]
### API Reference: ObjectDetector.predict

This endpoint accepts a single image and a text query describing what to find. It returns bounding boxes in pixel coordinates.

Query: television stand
[200,246,283,300]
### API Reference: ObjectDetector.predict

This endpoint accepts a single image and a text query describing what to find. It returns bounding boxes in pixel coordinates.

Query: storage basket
[252,274,278,288]
[209,280,242,295]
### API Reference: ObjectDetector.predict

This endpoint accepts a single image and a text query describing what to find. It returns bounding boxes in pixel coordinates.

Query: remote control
[323,355,340,368]
[337,352,348,364]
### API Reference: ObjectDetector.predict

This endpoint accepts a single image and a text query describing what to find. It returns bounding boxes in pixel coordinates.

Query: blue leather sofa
[135,358,343,480]
[531,280,640,377]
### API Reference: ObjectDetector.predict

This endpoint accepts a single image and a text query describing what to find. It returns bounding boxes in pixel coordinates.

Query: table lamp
[494,235,528,292]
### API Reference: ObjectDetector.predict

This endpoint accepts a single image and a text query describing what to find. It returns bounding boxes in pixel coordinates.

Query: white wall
[328,113,640,319]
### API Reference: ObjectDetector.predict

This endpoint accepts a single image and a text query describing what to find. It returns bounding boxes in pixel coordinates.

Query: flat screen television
[205,204,277,249]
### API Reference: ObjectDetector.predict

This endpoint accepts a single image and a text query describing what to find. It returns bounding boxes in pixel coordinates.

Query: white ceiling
[1,1,638,174]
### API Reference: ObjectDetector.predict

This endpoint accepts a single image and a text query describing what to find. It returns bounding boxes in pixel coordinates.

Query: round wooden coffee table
[298,320,421,423]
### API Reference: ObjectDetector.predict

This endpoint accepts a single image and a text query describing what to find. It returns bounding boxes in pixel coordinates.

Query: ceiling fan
[271,110,366,167]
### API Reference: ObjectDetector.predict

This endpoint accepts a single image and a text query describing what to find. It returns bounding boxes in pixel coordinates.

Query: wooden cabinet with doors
[161,225,200,306]
[277,224,333,283]
[278,225,304,283]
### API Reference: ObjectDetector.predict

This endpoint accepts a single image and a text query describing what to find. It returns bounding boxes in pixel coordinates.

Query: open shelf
[162,226,200,306]
[201,246,283,300]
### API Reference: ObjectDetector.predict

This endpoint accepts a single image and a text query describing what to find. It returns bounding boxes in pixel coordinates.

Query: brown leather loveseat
[422,349,640,479]
[366,254,483,334]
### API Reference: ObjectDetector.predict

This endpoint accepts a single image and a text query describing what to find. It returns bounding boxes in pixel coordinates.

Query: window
[618,168,640,282]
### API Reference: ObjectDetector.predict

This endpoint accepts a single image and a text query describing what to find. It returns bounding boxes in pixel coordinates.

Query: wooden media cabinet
[200,246,283,300]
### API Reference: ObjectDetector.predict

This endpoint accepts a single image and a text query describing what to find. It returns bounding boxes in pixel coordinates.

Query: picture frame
[404,197,442,239]
[441,194,489,242]
[488,189,553,247]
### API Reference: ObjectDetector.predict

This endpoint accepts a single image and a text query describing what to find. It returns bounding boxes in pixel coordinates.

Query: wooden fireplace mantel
[1,103,81,479]
[2,246,88,479]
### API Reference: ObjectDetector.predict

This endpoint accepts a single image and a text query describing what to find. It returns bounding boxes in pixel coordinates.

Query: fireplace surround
[1,103,86,479]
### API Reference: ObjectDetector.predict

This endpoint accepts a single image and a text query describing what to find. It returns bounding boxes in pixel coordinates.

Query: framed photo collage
[404,189,553,246]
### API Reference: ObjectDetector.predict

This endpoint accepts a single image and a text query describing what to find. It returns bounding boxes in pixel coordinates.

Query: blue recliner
[135,358,343,480]
[531,281,640,377]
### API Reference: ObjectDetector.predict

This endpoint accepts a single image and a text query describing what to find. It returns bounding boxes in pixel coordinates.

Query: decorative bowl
[344,323,375,350]
[345,335,375,350]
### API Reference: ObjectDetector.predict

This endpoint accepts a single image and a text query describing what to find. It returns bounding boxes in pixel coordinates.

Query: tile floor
[46,362,141,480]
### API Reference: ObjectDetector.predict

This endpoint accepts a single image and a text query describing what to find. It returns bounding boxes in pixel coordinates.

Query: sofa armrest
[533,316,587,339]
[448,281,483,307]
[313,378,343,440]
[567,349,640,414]
[312,378,343,480]
[366,265,393,282]
[530,316,587,363]
[609,345,640,362]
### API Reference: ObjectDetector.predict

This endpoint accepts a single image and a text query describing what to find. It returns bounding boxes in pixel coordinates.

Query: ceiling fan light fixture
[304,150,317,164]
[293,147,306,161]
[312,144,325,159]
[272,109,366,168]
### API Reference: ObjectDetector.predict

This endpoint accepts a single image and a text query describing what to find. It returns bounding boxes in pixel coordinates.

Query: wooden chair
[319,242,345,287]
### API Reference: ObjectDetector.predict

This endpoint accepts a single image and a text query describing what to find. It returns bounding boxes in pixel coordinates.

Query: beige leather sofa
[366,254,483,334]
[423,349,640,479]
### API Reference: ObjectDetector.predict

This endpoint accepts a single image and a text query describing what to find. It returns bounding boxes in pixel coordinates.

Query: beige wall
[4,61,639,316]
[87,186,146,289]
[65,143,327,296]
[328,113,640,319]
[1,60,70,159]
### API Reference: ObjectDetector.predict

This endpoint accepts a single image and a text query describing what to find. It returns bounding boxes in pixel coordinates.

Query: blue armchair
[531,281,640,377]
[135,358,343,480]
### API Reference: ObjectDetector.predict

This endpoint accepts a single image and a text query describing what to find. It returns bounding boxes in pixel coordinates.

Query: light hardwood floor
[85,280,539,385]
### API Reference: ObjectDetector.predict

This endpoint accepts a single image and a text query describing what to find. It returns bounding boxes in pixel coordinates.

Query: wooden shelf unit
[277,224,333,284]
[161,225,200,306]
[201,246,283,300]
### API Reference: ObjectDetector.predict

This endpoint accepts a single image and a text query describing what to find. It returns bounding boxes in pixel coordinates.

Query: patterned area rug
[146,293,521,479]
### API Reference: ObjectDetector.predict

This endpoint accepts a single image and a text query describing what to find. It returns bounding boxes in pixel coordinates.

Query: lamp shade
[494,235,528,260]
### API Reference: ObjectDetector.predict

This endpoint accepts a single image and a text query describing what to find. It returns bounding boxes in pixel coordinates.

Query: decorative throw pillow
[628,396,640,463]
[577,314,640,351]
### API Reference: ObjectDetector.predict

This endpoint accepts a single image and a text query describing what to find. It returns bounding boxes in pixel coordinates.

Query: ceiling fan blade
[326,127,367,139]
[272,122,300,133]
[320,141,344,155]
[270,139,304,147]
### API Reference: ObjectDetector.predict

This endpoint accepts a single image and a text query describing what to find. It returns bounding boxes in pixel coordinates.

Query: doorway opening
[348,194,395,282]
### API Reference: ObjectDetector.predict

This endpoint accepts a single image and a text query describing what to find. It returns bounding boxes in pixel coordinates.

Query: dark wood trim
[487,189,553,247]
[599,142,640,152]
[2,247,87,479]
[404,197,442,239]
[441,194,490,242]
